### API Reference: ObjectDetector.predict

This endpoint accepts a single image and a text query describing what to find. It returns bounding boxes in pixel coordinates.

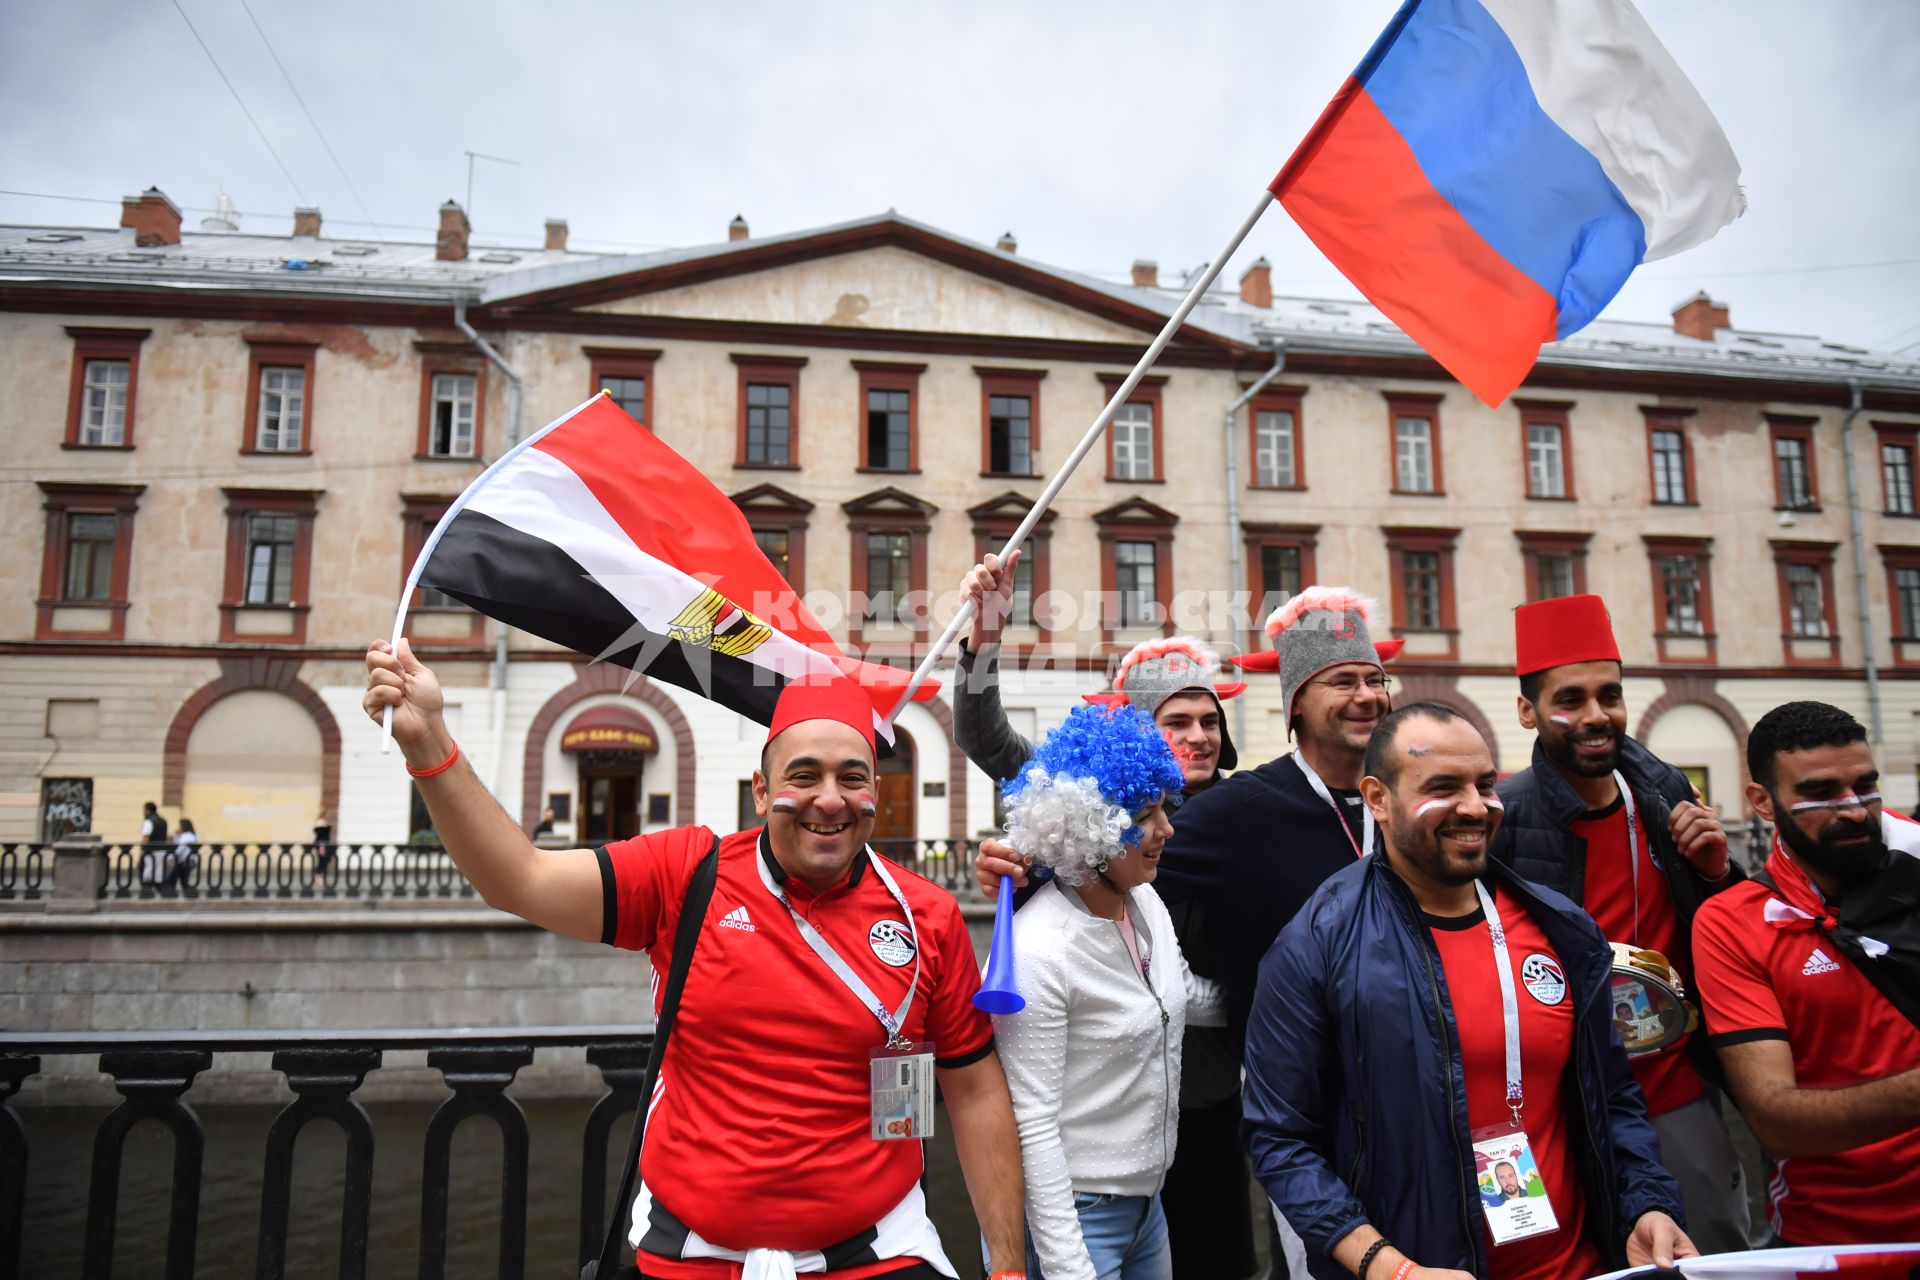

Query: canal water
[16,1097,984,1277]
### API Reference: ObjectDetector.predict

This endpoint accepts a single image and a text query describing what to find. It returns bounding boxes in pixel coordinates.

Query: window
[401,495,484,644]
[843,487,935,647]
[1383,526,1460,657]
[63,327,149,449]
[1102,374,1165,482]
[64,514,118,602]
[245,514,298,604]
[1643,536,1715,662]
[1885,546,1920,668]
[1250,387,1308,489]
[39,777,94,843]
[1243,523,1319,646]
[1094,497,1177,640]
[586,347,659,429]
[1879,426,1918,515]
[1517,531,1590,603]
[1645,410,1697,504]
[864,531,912,623]
[243,339,318,454]
[978,367,1045,477]
[734,355,806,468]
[221,488,320,642]
[855,362,924,472]
[754,529,791,584]
[1112,403,1156,480]
[1387,394,1444,495]
[1517,400,1574,499]
[1769,416,1818,510]
[429,374,477,457]
[415,342,486,461]
[1784,565,1826,636]
[1771,541,1838,662]
[1113,542,1156,627]
[970,493,1055,638]
[36,482,143,641]
[732,483,813,599]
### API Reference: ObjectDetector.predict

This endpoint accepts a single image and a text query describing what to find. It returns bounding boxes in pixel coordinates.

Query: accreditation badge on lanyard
[1469,880,1562,1247]
[773,853,934,1142]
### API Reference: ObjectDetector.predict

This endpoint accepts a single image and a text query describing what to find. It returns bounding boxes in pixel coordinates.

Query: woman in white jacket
[991,704,1224,1280]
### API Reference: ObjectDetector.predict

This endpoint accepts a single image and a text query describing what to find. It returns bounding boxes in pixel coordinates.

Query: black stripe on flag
[421,509,791,726]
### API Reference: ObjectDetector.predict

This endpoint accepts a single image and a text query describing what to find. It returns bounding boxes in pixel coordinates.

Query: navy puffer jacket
[1243,854,1682,1280]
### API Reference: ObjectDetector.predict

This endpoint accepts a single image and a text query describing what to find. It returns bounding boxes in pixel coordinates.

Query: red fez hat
[767,677,878,759]
[1514,595,1621,677]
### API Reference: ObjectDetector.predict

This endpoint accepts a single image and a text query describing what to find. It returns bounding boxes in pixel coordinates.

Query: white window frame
[1527,423,1565,498]
[430,373,478,458]
[256,366,306,453]
[1395,417,1434,493]
[1785,563,1828,637]
[81,359,129,447]
[1114,540,1157,626]
[1883,443,1914,516]
[1112,402,1155,481]
[1255,409,1296,488]
[1661,556,1703,634]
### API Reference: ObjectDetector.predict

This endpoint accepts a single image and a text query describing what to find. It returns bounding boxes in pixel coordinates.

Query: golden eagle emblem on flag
[668,588,774,658]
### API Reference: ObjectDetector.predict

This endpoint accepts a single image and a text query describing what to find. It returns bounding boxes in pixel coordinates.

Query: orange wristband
[406,740,460,778]
[1390,1259,1415,1280]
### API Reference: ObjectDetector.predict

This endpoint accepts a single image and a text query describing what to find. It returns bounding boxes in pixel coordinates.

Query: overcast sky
[5,0,1916,351]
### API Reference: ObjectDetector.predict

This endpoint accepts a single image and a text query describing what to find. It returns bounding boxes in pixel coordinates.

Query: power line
[167,0,308,204]
[236,0,384,231]
[1637,256,1920,281]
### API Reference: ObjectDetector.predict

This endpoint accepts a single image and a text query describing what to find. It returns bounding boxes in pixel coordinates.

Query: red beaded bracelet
[406,741,460,779]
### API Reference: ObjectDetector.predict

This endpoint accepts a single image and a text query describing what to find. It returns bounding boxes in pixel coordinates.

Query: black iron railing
[0,843,46,900]
[103,842,479,902]
[0,1026,651,1280]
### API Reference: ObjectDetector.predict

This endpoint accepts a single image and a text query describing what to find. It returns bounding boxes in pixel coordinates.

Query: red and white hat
[1083,636,1245,770]
[1230,586,1405,737]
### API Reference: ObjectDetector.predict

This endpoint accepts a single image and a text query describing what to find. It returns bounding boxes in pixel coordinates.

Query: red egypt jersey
[1429,885,1605,1280]
[601,826,995,1277]
[1691,866,1920,1244]
[1569,801,1705,1119]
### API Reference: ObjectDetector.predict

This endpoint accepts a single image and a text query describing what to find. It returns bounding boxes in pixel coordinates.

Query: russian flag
[404,394,937,743]
[1276,0,1744,406]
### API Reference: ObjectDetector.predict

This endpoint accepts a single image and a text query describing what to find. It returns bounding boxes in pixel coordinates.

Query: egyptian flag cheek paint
[770,792,800,815]
[854,791,877,820]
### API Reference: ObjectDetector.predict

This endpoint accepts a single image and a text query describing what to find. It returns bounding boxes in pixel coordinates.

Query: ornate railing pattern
[0,1026,652,1280]
[0,843,47,900]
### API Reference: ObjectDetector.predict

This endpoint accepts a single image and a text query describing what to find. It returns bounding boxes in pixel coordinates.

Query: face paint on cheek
[1549,714,1572,726]
[1414,798,1453,819]
[1484,795,1505,811]
[854,793,877,819]
[770,793,800,815]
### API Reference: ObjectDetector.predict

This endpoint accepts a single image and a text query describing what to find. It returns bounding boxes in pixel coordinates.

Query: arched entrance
[870,726,917,860]
[182,689,324,843]
[564,706,659,842]
[1643,703,1743,810]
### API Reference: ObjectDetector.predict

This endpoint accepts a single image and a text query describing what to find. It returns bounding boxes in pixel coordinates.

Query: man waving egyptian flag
[404,393,935,741]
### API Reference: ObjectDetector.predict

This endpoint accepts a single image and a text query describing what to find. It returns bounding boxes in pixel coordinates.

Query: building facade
[4,188,1919,848]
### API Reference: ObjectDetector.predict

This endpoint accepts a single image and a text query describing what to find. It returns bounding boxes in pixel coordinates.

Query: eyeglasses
[1304,674,1393,696]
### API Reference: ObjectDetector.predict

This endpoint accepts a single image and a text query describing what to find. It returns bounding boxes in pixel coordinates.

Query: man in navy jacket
[1244,702,1691,1280]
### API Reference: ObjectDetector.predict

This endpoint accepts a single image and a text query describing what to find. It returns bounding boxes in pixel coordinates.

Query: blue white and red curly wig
[1001,704,1184,885]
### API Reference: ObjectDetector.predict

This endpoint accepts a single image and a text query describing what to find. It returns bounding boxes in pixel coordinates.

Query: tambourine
[1607,942,1697,1057]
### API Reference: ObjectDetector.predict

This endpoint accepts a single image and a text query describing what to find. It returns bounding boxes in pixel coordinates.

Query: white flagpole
[889,189,1277,719]
[379,392,608,752]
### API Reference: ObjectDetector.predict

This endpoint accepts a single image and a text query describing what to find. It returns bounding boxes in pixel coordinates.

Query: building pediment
[481,214,1249,355]
[730,482,815,514]
[967,491,1055,527]
[843,486,938,519]
[1093,496,1180,526]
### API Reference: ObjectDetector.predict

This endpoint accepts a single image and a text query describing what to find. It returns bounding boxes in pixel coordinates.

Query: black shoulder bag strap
[584,835,722,1280]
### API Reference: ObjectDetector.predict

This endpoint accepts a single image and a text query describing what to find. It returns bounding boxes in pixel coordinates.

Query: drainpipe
[1838,379,1883,744]
[1224,341,1287,755]
[454,297,525,796]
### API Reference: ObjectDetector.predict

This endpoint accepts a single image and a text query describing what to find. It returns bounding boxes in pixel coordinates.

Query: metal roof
[4,212,1917,392]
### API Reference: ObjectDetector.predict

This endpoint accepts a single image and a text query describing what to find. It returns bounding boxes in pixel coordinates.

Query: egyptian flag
[405,393,937,741]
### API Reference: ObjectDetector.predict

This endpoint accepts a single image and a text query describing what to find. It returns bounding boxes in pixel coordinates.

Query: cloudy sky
[5,0,1916,351]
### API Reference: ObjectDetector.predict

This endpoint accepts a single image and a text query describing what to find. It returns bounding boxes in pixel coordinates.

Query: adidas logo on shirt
[1801,947,1841,976]
[717,905,756,933]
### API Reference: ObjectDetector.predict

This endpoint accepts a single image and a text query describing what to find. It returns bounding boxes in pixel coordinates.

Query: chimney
[728,214,749,242]
[1239,256,1273,309]
[1672,291,1731,342]
[119,187,182,247]
[1132,259,1159,289]
[544,218,569,252]
[292,207,322,238]
[436,200,470,262]
[996,231,1018,254]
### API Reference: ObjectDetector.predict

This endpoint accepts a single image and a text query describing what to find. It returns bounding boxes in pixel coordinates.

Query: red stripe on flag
[531,397,836,651]
[1278,82,1558,407]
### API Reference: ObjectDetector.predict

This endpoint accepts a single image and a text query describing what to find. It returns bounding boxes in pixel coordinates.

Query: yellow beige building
[4,188,1919,850]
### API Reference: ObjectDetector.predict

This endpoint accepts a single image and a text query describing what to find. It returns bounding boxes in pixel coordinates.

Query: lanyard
[1613,770,1642,946]
[1296,751,1375,859]
[1473,879,1527,1128]
[772,849,922,1050]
